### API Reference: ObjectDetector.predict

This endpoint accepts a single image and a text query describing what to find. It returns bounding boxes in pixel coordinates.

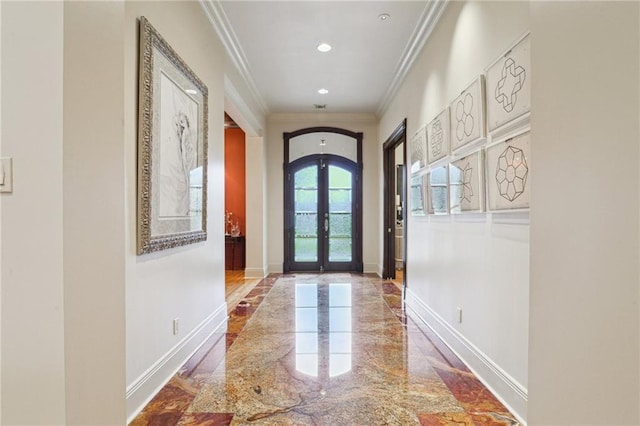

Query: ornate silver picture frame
[137,17,208,254]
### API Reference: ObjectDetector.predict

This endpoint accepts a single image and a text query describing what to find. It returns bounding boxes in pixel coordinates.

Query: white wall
[379,1,530,420]
[63,3,127,424]
[1,2,67,424]
[528,2,640,424]
[123,2,229,420]
[245,136,267,278]
[266,113,379,273]
[0,4,3,418]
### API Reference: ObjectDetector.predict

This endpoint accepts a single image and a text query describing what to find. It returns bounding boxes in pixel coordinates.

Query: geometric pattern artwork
[486,33,530,133]
[495,59,526,113]
[426,166,448,215]
[456,94,474,139]
[495,146,528,201]
[449,150,484,213]
[450,76,485,152]
[410,126,427,174]
[486,131,531,211]
[410,174,425,216]
[427,108,450,164]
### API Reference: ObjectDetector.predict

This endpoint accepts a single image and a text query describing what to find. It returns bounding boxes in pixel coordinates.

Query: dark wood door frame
[283,127,363,273]
[382,119,407,282]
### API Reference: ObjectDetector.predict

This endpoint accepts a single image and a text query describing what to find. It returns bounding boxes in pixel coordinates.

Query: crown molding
[200,0,269,116]
[376,0,449,118]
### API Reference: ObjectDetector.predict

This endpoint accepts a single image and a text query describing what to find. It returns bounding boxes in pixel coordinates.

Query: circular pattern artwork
[455,93,474,141]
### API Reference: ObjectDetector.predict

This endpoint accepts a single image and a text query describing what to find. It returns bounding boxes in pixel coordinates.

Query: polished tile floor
[132,274,519,425]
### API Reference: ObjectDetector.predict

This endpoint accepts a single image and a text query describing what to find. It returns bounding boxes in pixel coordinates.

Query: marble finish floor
[225,270,261,314]
[132,274,519,425]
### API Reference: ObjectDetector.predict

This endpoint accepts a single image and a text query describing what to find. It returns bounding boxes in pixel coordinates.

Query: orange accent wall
[225,127,246,235]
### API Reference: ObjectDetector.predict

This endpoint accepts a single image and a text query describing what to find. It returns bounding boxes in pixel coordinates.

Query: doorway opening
[224,112,259,310]
[283,127,363,273]
[382,119,407,286]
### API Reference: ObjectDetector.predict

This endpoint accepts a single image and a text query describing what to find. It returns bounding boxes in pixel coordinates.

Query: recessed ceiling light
[185,89,198,95]
[378,13,390,21]
[318,88,329,95]
[317,43,332,53]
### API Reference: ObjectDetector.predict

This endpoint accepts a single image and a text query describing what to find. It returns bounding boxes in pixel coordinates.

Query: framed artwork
[410,174,425,216]
[427,108,451,164]
[486,131,530,211]
[137,17,209,254]
[485,33,530,133]
[427,166,448,215]
[449,150,484,214]
[409,126,427,174]
[450,76,485,152]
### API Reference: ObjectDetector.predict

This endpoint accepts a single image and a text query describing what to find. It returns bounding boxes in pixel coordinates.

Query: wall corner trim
[199,0,269,116]
[405,289,528,424]
[376,0,449,118]
[125,303,228,423]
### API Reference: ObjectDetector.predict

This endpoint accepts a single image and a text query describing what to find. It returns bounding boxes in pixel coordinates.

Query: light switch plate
[0,158,13,193]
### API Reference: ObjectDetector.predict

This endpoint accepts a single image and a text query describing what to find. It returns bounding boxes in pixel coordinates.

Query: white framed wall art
[485,130,530,211]
[410,174,426,216]
[450,76,485,152]
[427,165,448,215]
[409,126,427,174]
[427,108,451,164]
[485,32,530,134]
[449,149,484,214]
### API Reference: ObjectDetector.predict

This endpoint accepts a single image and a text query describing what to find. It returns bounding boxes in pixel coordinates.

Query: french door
[284,155,362,272]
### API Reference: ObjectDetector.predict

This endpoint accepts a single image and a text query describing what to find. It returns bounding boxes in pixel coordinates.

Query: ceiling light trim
[317,43,332,53]
[376,0,449,118]
[200,0,269,116]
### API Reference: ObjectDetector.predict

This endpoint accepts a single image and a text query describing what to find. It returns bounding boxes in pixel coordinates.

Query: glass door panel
[294,165,318,262]
[286,156,359,272]
[328,165,353,263]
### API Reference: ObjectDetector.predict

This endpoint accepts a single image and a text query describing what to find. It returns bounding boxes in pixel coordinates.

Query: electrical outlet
[457,307,463,323]
[173,318,180,335]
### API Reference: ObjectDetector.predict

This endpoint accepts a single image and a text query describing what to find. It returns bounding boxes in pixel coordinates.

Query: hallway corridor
[132,274,518,425]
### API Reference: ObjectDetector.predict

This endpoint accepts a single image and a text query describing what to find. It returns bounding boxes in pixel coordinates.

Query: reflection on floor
[392,268,403,288]
[132,273,519,425]
[225,270,260,314]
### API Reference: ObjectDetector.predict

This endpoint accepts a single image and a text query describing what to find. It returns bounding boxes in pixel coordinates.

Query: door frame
[382,119,407,281]
[283,127,363,273]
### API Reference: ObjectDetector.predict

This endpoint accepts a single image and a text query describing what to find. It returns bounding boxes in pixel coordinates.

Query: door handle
[324,218,329,232]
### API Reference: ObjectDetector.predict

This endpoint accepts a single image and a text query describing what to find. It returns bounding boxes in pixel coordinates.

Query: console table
[225,235,245,270]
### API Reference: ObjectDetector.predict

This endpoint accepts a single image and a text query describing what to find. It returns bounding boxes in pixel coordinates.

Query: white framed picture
[485,131,530,211]
[485,33,530,133]
[410,174,425,216]
[449,150,484,214]
[427,108,451,164]
[450,76,485,152]
[409,126,427,174]
[427,165,448,215]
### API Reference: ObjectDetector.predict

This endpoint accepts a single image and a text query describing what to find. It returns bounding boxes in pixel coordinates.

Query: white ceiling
[206,1,447,117]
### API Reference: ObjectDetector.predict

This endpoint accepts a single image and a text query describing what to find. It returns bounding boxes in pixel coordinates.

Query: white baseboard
[405,289,528,424]
[268,263,283,274]
[244,267,266,278]
[126,303,228,423]
[363,263,379,274]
